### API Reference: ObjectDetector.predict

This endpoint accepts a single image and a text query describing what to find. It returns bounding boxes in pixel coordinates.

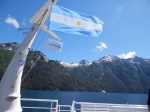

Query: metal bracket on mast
[18,28,30,31]
[18,28,30,35]
[41,24,61,40]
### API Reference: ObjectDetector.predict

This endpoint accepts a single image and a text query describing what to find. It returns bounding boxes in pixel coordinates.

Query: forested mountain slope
[0,43,150,93]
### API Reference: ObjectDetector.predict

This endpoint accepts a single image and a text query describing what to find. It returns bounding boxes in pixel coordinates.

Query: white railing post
[56,100,58,112]
[71,100,75,112]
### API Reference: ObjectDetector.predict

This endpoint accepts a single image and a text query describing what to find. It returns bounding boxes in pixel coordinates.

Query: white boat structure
[0,0,148,112]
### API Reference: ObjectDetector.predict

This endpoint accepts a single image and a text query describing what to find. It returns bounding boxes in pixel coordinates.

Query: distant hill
[0,42,150,93]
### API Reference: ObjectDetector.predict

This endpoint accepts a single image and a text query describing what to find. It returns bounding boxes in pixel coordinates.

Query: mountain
[0,43,102,92]
[0,42,150,93]
[0,42,19,52]
[68,55,150,93]
[0,42,49,62]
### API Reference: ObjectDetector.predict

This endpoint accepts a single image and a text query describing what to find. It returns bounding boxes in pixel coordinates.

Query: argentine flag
[49,5,103,37]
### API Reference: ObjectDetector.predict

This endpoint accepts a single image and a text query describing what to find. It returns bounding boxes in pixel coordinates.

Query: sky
[0,0,150,63]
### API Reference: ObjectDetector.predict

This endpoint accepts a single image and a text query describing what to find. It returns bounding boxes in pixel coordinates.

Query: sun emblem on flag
[76,21,81,26]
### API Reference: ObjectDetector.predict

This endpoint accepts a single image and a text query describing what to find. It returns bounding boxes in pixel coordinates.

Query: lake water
[21,90,148,112]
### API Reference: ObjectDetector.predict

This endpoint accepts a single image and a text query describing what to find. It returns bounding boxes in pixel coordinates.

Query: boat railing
[21,98,148,112]
[58,105,72,112]
[71,101,148,112]
[21,98,71,112]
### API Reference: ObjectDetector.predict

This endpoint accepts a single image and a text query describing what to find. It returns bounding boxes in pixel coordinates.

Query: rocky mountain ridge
[1,42,150,68]
[0,42,19,51]
[59,55,150,69]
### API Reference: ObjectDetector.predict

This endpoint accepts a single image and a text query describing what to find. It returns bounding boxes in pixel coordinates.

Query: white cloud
[117,52,136,59]
[93,42,108,52]
[5,16,19,28]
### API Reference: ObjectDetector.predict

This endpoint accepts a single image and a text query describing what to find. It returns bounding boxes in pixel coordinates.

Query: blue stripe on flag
[49,5,104,37]
[51,5,103,24]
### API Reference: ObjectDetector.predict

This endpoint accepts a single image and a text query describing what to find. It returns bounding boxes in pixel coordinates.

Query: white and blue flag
[49,5,103,37]
[45,38,63,52]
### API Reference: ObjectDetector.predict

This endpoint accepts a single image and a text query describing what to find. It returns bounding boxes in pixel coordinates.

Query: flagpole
[0,0,57,111]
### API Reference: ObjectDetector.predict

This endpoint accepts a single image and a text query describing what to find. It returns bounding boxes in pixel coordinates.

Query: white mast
[0,0,57,111]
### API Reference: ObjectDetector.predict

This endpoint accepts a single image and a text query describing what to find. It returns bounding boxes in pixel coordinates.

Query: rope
[31,29,42,51]
[21,53,41,81]
[35,32,47,51]
[20,9,48,54]
[21,10,49,81]
[21,32,47,81]
[11,9,49,87]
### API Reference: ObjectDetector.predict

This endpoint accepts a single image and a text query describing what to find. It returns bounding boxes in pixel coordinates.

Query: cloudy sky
[0,0,150,63]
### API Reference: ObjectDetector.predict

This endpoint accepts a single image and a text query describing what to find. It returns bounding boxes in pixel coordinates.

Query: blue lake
[21,90,148,112]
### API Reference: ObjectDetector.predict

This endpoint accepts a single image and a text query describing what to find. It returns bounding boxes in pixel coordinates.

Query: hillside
[0,42,150,93]
[0,47,102,92]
